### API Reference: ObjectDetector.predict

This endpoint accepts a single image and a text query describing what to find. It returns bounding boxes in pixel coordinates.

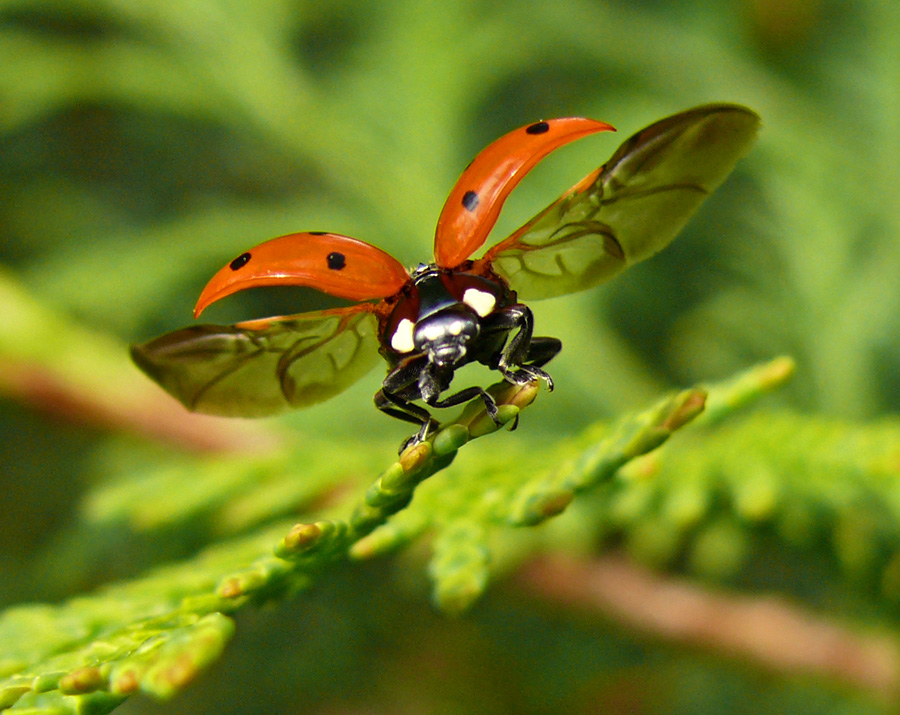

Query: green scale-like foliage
[5,351,899,713]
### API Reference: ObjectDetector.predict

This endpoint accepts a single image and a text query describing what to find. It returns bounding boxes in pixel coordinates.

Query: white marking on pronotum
[462,288,496,317]
[390,318,415,353]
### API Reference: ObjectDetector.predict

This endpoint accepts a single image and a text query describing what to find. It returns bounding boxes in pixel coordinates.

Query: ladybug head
[414,305,481,369]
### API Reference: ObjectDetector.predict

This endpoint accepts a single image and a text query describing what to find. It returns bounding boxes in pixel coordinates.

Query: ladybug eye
[326,252,346,270]
[229,252,251,271]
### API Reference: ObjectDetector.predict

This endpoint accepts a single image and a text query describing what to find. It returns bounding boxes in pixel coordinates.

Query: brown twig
[518,552,900,697]
[0,358,282,454]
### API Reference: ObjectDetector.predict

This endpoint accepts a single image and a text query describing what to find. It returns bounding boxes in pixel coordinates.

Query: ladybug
[132,104,759,448]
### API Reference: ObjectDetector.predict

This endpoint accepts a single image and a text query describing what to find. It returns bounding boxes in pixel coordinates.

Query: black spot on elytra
[462,190,479,212]
[230,252,251,270]
[310,231,327,235]
[526,121,550,135]
[327,251,346,270]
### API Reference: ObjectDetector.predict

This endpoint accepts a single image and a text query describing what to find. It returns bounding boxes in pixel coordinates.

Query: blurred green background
[1,0,899,713]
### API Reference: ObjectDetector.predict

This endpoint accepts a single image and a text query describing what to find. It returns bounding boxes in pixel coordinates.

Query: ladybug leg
[377,357,504,452]
[494,338,560,434]
[374,388,433,426]
[375,392,436,454]
[523,336,562,368]
[377,356,442,451]
[418,361,501,425]
[431,386,499,420]
[486,305,557,390]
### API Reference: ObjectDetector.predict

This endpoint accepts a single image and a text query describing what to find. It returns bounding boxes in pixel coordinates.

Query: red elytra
[433,117,615,269]
[193,232,410,315]
[193,117,614,317]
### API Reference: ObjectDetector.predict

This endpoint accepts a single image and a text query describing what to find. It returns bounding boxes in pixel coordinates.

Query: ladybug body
[132,105,760,447]
[375,263,557,441]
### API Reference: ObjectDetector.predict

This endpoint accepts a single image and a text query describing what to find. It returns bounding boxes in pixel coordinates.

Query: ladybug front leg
[376,356,439,446]
[486,304,558,389]
[418,361,501,425]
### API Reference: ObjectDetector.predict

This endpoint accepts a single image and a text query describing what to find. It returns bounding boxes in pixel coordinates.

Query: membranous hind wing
[477,104,760,300]
[130,305,381,417]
